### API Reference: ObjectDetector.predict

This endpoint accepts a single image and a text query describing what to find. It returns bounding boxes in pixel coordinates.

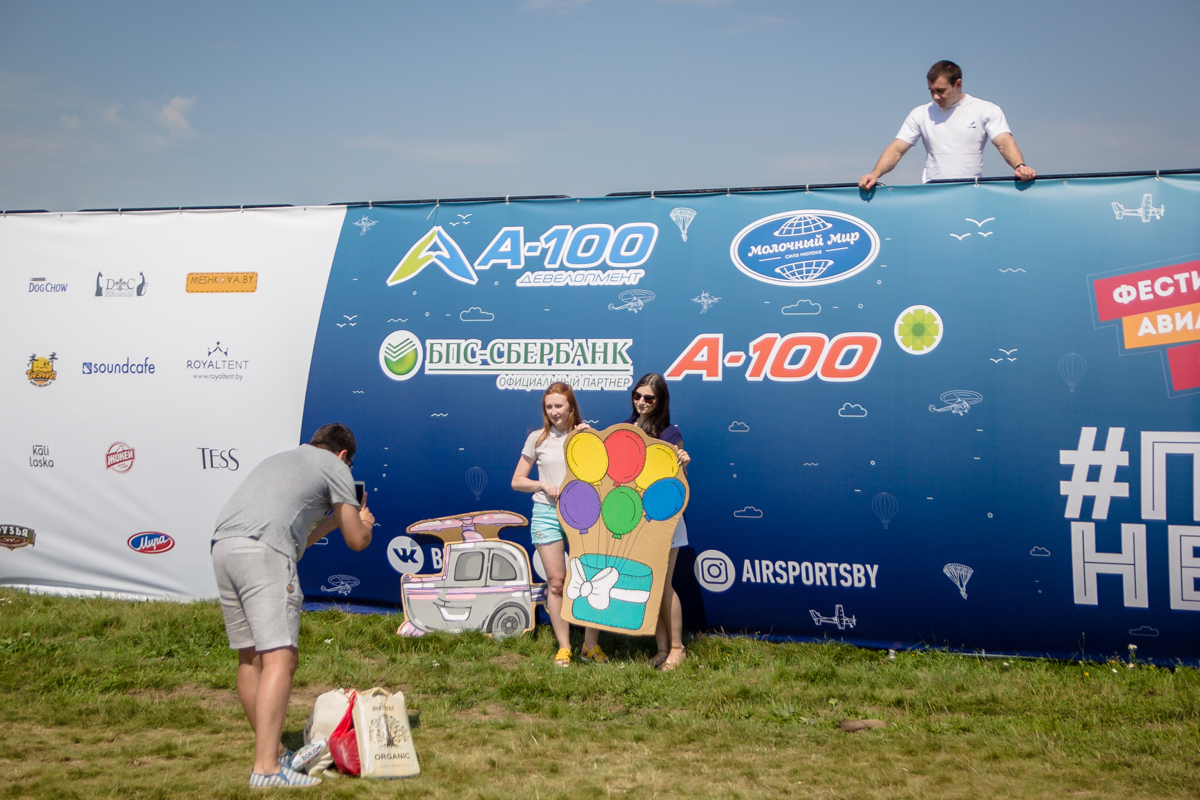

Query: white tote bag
[351,687,420,779]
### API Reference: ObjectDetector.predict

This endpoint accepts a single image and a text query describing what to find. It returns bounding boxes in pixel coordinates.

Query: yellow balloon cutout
[635,443,680,491]
[567,431,609,485]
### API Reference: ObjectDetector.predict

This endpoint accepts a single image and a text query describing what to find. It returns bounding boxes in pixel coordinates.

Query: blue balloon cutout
[642,477,685,521]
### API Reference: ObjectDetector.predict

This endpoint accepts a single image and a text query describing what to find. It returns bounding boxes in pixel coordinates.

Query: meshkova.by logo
[26,353,58,387]
[379,331,423,381]
[127,532,174,554]
[730,210,879,287]
[95,271,147,297]
[694,549,736,592]
[106,442,135,473]
[0,525,36,551]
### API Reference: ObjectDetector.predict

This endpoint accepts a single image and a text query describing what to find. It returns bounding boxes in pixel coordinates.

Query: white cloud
[156,95,197,137]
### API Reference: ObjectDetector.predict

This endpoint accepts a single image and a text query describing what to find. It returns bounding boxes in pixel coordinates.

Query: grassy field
[1,588,1198,799]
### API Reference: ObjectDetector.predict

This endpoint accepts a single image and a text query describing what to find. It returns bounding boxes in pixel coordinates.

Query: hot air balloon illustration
[943,563,974,599]
[670,207,696,242]
[465,466,487,501]
[871,492,898,530]
[1058,353,1087,393]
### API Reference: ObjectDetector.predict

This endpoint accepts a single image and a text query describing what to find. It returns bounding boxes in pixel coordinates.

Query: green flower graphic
[895,306,943,354]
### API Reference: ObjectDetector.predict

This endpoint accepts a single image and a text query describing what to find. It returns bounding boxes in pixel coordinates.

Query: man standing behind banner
[859,60,1036,189]
[211,423,374,789]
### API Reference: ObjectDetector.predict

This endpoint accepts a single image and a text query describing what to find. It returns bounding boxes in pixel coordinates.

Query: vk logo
[386,535,426,574]
[387,227,478,286]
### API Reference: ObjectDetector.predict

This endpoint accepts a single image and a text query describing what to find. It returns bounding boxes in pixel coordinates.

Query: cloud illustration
[782,299,821,315]
[838,403,867,418]
[1029,546,1051,557]
[1129,626,1159,637]
[728,421,750,433]
[460,306,495,322]
[733,506,763,519]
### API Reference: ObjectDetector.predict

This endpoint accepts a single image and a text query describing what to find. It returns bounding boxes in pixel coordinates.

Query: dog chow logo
[379,331,423,381]
[95,271,147,297]
[0,524,36,551]
[106,442,136,473]
[128,532,174,554]
[29,277,68,293]
[730,210,879,287]
[26,353,57,386]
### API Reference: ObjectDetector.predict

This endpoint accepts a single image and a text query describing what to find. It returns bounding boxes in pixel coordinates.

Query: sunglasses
[632,391,658,403]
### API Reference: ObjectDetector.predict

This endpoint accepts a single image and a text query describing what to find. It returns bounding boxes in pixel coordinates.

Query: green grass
[1,587,1198,798]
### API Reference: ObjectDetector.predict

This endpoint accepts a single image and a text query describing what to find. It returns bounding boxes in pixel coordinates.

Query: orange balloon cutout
[604,429,646,485]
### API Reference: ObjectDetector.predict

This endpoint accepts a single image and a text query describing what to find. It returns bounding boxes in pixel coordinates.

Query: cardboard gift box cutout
[557,424,689,636]
[395,511,545,640]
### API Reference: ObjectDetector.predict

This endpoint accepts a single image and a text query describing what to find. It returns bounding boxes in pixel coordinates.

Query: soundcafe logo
[0,525,36,551]
[127,532,175,554]
[186,341,249,382]
[730,210,880,287]
[106,442,136,473]
[26,353,58,387]
[82,357,156,375]
[379,331,423,381]
[95,271,148,297]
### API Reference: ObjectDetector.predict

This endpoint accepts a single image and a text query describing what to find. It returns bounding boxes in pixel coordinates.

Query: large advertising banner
[3,175,1199,662]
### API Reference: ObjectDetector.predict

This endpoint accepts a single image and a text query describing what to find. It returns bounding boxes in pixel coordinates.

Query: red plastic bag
[328,691,360,775]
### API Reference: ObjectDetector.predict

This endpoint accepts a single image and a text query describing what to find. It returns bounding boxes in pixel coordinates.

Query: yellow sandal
[554,647,572,667]
[579,643,609,664]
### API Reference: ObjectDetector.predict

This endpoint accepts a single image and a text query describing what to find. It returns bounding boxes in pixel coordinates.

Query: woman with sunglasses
[625,373,691,671]
[511,382,605,667]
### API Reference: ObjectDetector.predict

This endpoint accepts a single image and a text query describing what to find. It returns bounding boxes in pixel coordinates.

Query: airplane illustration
[608,289,655,313]
[1112,194,1164,222]
[810,604,856,630]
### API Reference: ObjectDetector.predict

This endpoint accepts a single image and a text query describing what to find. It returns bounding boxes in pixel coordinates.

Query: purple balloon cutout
[559,480,601,534]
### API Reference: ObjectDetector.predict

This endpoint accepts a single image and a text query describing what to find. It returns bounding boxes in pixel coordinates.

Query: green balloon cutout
[601,486,643,539]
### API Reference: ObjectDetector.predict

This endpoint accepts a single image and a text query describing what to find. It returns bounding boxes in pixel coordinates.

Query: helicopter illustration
[929,390,983,416]
[810,604,857,630]
[608,290,655,313]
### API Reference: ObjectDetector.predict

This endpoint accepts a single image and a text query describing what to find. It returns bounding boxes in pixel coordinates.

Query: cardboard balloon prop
[395,511,546,640]
[557,424,689,636]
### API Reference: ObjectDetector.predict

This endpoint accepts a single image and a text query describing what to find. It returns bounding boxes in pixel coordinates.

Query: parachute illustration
[465,466,487,501]
[871,492,898,530]
[943,563,974,599]
[669,207,696,242]
[1058,353,1087,393]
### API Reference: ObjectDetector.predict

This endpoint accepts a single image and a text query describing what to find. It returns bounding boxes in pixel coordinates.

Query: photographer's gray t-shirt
[212,444,359,561]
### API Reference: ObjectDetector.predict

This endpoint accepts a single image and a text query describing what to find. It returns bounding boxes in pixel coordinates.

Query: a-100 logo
[387,223,658,288]
[666,332,880,382]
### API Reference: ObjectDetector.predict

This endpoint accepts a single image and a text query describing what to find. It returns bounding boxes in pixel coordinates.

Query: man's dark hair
[927,60,962,86]
[310,423,356,461]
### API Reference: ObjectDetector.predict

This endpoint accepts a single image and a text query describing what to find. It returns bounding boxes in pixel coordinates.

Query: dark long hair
[629,373,671,439]
[536,382,581,446]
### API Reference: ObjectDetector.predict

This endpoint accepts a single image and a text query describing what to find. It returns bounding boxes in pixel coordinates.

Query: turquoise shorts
[530,502,564,546]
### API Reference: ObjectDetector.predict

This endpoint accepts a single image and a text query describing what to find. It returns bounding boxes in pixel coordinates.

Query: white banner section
[2,206,346,599]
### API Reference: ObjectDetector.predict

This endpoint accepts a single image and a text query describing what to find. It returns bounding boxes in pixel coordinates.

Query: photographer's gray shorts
[212,537,301,651]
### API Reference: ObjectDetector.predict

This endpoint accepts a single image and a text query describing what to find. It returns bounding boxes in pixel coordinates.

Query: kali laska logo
[128,532,174,554]
[386,227,478,286]
[379,331,423,381]
[106,442,136,473]
[729,210,879,287]
[0,524,36,551]
[26,353,58,387]
[95,271,147,297]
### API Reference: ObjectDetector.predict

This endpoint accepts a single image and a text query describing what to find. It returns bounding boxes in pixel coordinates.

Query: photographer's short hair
[927,60,962,85]
[310,423,356,461]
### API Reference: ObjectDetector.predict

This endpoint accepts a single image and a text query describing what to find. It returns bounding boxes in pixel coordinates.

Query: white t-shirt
[521,427,570,506]
[895,94,1012,182]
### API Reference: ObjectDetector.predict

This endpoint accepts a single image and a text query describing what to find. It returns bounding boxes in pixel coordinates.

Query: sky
[1,0,1197,212]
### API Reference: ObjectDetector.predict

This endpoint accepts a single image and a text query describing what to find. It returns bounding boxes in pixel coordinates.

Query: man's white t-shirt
[895,94,1012,182]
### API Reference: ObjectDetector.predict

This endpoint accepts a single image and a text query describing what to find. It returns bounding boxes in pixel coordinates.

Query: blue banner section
[299,175,1200,663]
